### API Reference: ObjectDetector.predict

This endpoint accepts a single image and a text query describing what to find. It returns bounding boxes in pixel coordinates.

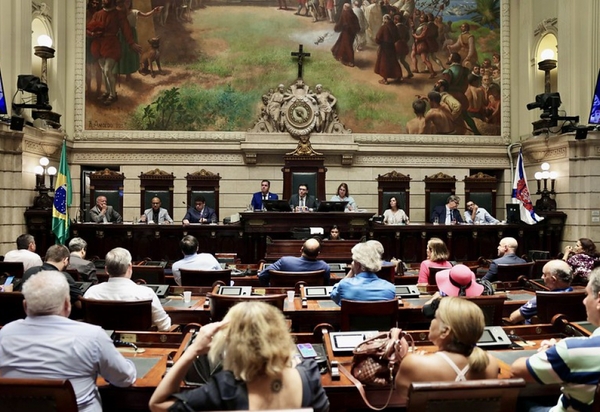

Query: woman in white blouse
[383,196,409,224]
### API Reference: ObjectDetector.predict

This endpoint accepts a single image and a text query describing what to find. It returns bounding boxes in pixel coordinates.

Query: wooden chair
[180,268,232,287]
[207,293,286,322]
[594,383,600,412]
[131,265,165,284]
[340,299,398,331]
[0,292,26,326]
[64,268,81,281]
[0,377,78,412]
[536,290,587,323]
[406,378,525,412]
[268,269,326,287]
[531,259,551,279]
[80,298,153,330]
[463,295,507,326]
[496,262,534,282]
[0,261,24,278]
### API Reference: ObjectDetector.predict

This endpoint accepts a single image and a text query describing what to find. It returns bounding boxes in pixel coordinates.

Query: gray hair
[68,237,87,253]
[588,267,600,297]
[366,239,384,258]
[544,259,573,284]
[352,242,382,273]
[22,271,69,316]
[447,195,460,204]
[105,247,132,277]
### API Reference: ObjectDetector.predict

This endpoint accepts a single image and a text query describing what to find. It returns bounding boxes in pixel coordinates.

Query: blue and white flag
[512,149,543,225]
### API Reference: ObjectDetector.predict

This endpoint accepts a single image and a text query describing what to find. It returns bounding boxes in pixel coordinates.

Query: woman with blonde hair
[396,297,498,401]
[149,302,329,411]
[417,237,452,284]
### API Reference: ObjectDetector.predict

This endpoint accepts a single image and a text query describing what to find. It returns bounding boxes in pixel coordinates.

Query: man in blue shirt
[258,238,330,286]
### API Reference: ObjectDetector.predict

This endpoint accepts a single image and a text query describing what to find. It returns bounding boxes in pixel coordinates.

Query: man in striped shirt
[511,267,600,412]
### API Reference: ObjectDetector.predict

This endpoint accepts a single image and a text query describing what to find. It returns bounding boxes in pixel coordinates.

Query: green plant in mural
[141,87,186,130]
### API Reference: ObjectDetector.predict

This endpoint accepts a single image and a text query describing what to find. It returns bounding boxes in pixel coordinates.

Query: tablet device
[329,331,379,354]
[476,326,511,348]
[394,285,420,298]
[303,286,333,299]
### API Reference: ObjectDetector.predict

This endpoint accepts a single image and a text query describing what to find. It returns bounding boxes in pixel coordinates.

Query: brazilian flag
[52,140,72,244]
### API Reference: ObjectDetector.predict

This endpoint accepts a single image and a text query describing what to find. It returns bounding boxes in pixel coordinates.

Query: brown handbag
[339,328,413,410]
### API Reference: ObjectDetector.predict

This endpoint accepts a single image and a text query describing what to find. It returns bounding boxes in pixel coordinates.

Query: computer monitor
[0,66,7,115]
[506,203,520,224]
[588,69,600,125]
[316,201,348,212]
[263,200,293,212]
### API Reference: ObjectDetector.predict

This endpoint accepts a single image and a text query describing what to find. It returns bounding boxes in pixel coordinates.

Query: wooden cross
[291,44,311,79]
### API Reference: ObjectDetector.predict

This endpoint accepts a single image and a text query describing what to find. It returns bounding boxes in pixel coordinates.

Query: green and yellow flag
[52,140,72,244]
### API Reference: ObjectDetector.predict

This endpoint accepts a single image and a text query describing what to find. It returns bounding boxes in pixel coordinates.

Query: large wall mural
[81,0,504,136]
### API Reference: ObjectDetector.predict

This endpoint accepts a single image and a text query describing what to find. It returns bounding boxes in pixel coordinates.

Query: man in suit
[289,183,319,211]
[482,237,526,282]
[67,237,98,284]
[89,195,123,223]
[140,196,173,224]
[183,195,217,225]
[250,179,278,211]
[430,195,463,224]
[258,238,330,286]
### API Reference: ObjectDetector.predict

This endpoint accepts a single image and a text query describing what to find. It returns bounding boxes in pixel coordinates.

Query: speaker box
[9,116,24,131]
[575,126,588,140]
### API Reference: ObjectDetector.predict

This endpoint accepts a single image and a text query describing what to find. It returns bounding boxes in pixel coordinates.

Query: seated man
[0,271,136,411]
[464,201,499,224]
[21,244,83,316]
[140,196,173,224]
[250,179,278,211]
[511,267,600,412]
[258,238,330,286]
[430,195,464,224]
[482,237,526,282]
[171,235,221,286]
[68,237,98,284]
[289,183,319,211]
[183,196,217,225]
[507,260,573,324]
[3,233,43,271]
[89,195,123,223]
[84,247,172,331]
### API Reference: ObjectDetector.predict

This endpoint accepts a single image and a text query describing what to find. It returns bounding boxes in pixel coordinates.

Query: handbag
[339,327,413,410]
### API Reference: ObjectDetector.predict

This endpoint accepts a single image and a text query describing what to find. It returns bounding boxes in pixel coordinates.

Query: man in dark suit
[89,195,122,223]
[258,238,330,286]
[250,179,279,211]
[482,237,526,282]
[289,183,319,210]
[430,195,463,224]
[183,196,217,225]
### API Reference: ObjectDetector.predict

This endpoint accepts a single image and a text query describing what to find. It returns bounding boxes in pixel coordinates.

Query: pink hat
[435,264,483,297]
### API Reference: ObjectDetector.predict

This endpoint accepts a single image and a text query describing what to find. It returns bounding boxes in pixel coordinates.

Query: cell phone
[4,276,14,286]
[297,343,318,358]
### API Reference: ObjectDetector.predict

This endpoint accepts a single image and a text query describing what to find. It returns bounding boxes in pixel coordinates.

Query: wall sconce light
[32,156,57,210]
[538,48,557,94]
[534,162,557,212]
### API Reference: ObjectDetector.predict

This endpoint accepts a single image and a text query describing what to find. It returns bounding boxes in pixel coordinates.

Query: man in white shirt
[84,247,172,331]
[171,235,221,286]
[464,201,499,224]
[3,234,43,271]
[0,270,136,412]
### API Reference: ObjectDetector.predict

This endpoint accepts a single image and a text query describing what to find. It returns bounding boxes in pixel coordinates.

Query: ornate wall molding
[353,155,508,168]
[72,152,244,164]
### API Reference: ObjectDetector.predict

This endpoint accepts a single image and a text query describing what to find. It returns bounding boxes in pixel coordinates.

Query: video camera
[12,75,52,111]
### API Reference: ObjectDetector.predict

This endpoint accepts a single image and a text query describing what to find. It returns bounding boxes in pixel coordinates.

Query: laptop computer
[328,331,380,354]
[263,200,293,212]
[316,201,348,212]
[394,285,420,298]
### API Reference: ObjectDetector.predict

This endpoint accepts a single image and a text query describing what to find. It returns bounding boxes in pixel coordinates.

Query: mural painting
[84,0,502,135]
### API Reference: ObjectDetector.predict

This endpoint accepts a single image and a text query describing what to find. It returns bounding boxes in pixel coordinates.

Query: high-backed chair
[427,266,450,287]
[463,295,507,326]
[424,172,457,221]
[80,298,153,330]
[0,377,78,412]
[186,169,221,220]
[180,268,232,287]
[340,299,398,331]
[0,292,26,326]
[463,172,498,218]
[268,269,325,287]
[207,293,286,322]
[282,156,327,201]
[536,290,587,323]
[531,259,551,279]
[406,378,526,412]
[88,168,125,220]
[496,262,535,282]
[139,169,175,218]
[0,261,25,278]
[131,265,165,284]
[377,170,412,216]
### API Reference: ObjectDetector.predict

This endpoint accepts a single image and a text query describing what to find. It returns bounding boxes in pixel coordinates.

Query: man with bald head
[482,237,526,282]
[258,238,330,286]
[507,260,573,324]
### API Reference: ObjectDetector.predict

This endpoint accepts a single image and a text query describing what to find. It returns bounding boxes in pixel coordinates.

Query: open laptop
[394,285,420,298]
[143,284,170,298]
[217,285,252,296]
[303,286,333,299]
[328,331,380,354]
[263,200,293,212]
[316,201,348,212]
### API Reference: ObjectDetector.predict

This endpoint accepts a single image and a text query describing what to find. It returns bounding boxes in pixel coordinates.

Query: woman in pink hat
[435,264,484,297]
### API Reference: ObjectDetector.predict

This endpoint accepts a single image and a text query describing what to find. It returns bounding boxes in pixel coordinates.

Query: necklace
[271,379,282,393]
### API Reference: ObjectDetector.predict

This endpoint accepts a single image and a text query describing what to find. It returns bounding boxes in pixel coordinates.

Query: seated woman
[149,302,330,412]
[563,237,600,280]
[330,241,396,305]
[418,237,452,284]
[383,196,409,225]
[324,225,344,240]
[330,182,357,212]
[396,297,499,401]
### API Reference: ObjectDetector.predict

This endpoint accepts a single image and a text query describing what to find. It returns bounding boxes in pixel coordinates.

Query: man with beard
[447,22,478,70]
[411,12,436,78]
[374,14,403,84]
[331,3,361,67]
